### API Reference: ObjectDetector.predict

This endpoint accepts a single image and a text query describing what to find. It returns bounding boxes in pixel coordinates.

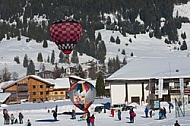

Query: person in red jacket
[90,114,95,126]
[111,109,114,117]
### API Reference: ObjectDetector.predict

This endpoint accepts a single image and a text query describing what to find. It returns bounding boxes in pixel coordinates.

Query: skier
[10,114,15,124]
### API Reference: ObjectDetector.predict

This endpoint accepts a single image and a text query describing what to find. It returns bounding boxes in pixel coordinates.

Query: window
[174,82,180,88]
[40,85,43,88]
[33,92,36,95]
[40,92,43,95]
[33,85,36,89]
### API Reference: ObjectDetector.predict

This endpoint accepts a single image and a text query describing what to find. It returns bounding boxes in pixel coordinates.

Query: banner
[158,79,163,98]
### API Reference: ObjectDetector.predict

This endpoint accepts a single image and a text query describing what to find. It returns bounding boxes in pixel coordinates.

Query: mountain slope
[0,2,190,79]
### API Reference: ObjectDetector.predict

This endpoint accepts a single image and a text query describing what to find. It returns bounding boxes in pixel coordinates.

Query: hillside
[0,2,190,79]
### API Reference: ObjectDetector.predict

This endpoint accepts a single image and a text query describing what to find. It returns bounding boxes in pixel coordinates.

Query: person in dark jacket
[118,109,121,120]
[174,120,180,126]
[18,112,24,124]
[27,119,31,126]
[86,112,90,126]
[52,110,57,120]
[71,109,76,119]
[163,107,166,118]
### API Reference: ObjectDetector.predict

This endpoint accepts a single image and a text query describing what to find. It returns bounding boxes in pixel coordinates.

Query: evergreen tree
[59,51,64,63]
[122,57,127,65]
[42,40,48,48]
[96,40,106,64]
[14,56,20,64]
[23,54,28,68]
[96,32,102,41]
[12,72,18,80]
[53,64,61,78]
[71,50,79,64]
[47,55,50,63]
[121,49,125,55]
[110,36,115,43]
[96,73,105,97]
[180,40,187,50]
[37,52,43,62]
[181,32,186,40]
[116,36,121,44]
[51,50,55,65]
[27,60,35,75]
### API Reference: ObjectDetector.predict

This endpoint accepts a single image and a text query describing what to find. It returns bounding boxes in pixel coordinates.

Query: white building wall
[128,84,142,103]
[110,83,126,106]
[127,83,149,105]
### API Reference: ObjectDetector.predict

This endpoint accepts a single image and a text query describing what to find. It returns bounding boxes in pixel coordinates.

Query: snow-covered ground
[0,98,190,126]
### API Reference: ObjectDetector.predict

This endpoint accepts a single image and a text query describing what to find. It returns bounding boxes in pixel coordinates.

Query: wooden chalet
[1,75,54,104]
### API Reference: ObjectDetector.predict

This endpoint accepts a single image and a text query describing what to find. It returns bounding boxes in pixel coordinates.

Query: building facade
[1,75,70,104]
[106,57,190,106]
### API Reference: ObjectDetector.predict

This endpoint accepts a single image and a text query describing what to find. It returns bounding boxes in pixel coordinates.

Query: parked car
[94,105,104,113]
[121,105,135,111]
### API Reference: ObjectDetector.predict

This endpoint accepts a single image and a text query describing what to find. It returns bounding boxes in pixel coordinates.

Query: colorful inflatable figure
[68,81,96,113]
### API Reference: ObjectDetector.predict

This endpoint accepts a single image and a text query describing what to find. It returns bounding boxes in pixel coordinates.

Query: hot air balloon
[49,18,82,54]
[68,81,96,113]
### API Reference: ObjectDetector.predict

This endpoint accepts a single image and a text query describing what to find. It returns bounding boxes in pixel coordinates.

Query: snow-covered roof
[106,57,190,81]
[1,75,54,89]
[69,75,86,81]
[0,92,11,103]
[45,78,70,89]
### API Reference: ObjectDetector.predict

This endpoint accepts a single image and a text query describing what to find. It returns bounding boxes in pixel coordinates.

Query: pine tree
[42,40,48,48]
[110,36,115,43]
[23,54,28,68]
[96,40,106,64]
[96,73,105,97]
[51,50,55,65]
[14,56,20,64]
[37,52,43,62]
[116,36,121,44]
[47,55,50,63]
[27,60,35,75]
[96,32,102,41]
[122,57,127,65]
[53,64,61,78]
[59,51,64,63]
[71,50,79,64]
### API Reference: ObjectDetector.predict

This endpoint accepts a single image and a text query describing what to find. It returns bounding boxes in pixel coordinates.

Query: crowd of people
[3,108,31,125]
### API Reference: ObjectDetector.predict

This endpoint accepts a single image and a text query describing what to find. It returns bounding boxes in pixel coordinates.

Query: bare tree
[12,72,19,80]
[0,67,11,81]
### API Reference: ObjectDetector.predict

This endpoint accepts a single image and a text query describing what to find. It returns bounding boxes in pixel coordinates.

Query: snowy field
[0,98,190,126]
